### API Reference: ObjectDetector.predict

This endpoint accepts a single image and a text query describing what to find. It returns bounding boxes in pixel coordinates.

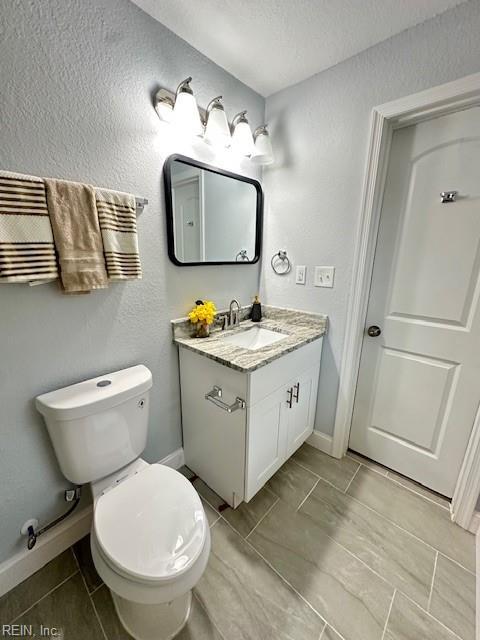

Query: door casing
[331,71,480,531]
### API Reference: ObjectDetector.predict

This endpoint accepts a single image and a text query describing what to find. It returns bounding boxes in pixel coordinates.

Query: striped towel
[0,171,59,284]
[95,189,142,280]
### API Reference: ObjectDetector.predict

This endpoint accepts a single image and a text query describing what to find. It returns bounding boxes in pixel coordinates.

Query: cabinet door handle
[293,382,300,403]
[205,386,246,413]
[286,387,293,408]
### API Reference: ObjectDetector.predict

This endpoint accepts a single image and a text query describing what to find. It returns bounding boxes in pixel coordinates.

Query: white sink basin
[222,326,288,351]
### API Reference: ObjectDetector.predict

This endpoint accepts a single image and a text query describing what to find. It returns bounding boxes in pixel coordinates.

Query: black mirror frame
[163,154,263,266]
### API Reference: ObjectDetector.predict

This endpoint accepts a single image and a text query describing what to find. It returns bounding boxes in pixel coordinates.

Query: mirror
[164,154,263,265]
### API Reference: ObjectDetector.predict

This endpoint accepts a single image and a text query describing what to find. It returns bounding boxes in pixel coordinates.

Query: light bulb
[172,77,203,137]
[204,97,231,147]
[231,111,255,156]
[251,125,274,165]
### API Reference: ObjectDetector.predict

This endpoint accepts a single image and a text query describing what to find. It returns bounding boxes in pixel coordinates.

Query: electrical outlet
[295,265,306,285]
[314,266,335,288]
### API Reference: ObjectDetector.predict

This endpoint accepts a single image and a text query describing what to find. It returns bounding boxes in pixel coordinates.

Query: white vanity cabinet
[179,337,323,508]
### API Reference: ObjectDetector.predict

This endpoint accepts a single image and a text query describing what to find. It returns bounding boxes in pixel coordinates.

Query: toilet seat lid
[94,465,207,582]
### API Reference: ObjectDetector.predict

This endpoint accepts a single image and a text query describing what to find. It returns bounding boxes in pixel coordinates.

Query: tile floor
[0,445,475,640]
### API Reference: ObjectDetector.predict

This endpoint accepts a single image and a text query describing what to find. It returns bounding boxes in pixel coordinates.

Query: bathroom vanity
[173,307,327,508]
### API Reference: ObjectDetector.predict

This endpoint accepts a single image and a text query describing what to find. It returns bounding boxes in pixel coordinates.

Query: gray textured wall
[0,0,264,563]
[262,0,480,437]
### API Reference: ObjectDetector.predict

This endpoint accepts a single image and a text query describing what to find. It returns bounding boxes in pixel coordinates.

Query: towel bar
[205,386,246,413]
[135,197,148,211]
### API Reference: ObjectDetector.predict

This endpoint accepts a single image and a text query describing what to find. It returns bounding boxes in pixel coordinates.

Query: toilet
[35,365,210,640]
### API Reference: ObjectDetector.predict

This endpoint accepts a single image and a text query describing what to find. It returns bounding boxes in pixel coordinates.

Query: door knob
[367,325,382,337]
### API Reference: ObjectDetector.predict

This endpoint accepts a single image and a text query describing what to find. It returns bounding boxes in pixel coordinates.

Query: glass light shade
[155,99,173,122]
[204,107,231,147]
[172,91,203,136]
[231,120,255,156]
[251,130,274,165]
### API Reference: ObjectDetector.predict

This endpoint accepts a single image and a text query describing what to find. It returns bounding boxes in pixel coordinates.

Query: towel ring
[236,249,250,262]
[271,250,291,275]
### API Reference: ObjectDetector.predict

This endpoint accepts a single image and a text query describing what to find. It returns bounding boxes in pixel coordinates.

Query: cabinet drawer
[248,338,322,406]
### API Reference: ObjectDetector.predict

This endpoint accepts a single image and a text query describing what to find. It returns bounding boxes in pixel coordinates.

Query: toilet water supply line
[25,487,82,550]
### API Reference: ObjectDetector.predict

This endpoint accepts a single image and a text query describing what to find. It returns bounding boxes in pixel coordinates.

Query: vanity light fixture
[172,77,204,136]
[153,78,274,159]
[154,94,174,122]
[251,125,274,165]
[231,111,256,157]
[204,96,231,147]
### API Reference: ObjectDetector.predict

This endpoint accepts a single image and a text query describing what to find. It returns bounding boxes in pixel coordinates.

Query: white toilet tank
[36,365,153,485]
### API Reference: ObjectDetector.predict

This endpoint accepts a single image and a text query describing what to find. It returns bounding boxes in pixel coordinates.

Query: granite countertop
[171,305,328,372]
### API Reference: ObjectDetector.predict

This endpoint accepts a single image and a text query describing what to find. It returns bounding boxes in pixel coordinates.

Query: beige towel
[95,188,142,280]
[45,179,108,293]
[0,170,59,284]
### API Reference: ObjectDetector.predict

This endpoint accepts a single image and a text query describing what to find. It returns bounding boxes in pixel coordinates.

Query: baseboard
[157,447,184,469]
[307,430,334,456]
[0,505,92,598]
[468,510,480,534]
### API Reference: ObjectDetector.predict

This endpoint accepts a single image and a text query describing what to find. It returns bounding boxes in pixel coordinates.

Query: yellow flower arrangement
[188,300,217,326]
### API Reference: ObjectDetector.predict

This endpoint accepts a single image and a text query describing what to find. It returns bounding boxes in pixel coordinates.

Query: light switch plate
[314,266,335,288]
[295,265,306,285]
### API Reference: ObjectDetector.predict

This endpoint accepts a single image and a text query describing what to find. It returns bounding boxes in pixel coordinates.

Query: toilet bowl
[90,462,210,640]
[35,365,211,640]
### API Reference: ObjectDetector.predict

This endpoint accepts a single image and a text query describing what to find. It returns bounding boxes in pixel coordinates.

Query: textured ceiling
[131,0,466,96]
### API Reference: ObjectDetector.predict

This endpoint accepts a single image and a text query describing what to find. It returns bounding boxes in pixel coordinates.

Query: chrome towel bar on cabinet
[205,386,246,413]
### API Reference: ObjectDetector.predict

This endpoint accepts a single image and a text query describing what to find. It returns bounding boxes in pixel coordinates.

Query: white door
[350,107,480,497]
[173,178,201,262]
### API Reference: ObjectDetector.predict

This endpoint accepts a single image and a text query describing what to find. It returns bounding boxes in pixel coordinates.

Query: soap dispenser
[251,295,262,322]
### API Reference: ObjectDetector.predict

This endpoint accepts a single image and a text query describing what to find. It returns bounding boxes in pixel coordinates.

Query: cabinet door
[245,385,289,501]
[286,365,320,457]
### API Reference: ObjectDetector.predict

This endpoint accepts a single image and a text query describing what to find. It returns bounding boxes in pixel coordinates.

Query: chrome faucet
[228,299,241,328]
